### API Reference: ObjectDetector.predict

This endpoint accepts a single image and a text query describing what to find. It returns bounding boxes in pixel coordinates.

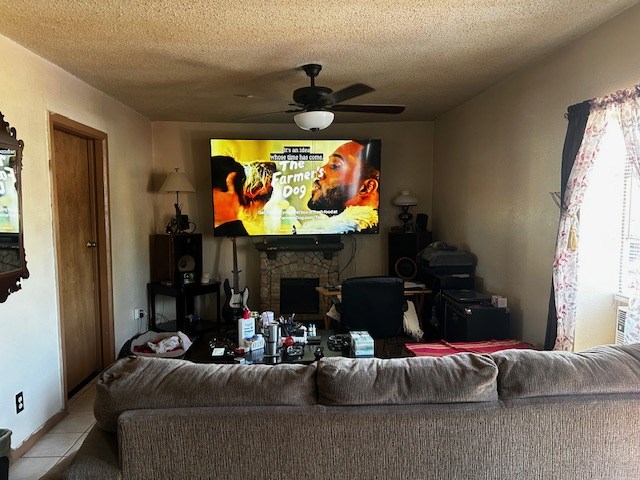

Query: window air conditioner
[615,305,629,345]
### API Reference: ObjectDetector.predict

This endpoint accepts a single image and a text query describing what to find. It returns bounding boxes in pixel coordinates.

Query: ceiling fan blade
[330,104,405,114]
[329,83,375,104]
[234,93,293,106]
[236,105,306,121]
[235,109,291,121]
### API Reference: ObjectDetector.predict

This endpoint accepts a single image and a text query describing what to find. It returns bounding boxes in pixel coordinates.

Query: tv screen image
[210,139,381,236]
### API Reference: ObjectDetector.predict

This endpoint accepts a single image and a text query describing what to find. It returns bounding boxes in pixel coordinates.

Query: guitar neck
[231,237,240,291]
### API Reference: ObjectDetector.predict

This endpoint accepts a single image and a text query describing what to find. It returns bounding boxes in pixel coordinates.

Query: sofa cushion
[493,343,640,400]
[94,356,317,432]
[316,354,498,406]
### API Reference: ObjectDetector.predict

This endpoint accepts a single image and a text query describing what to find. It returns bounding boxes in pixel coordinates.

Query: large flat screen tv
[210,139,381,237]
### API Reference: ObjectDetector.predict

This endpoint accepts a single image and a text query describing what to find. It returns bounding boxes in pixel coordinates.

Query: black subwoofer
[151,234,202,287]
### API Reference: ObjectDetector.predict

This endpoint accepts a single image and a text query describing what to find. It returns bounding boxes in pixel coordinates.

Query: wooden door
[51,116,114,399]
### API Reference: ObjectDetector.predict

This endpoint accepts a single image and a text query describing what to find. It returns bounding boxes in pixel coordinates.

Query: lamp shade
[393,190,417,207]
[294,110,334,131]
[160,169,195,193]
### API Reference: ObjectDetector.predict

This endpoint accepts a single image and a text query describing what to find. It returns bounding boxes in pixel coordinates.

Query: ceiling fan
[277,63,406,131]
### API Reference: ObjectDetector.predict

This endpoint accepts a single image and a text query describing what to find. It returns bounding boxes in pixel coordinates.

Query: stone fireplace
[256,238,342,322]
[280,277,320,314]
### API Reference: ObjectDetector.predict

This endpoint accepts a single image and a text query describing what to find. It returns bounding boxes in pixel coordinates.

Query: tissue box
[350,331,374,357]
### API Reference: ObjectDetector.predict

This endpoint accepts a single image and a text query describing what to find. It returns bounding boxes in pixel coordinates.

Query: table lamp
[160,168,195,233]
[393,190,418,231]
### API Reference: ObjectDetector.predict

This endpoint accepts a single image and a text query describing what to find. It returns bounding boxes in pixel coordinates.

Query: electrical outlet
[16,391,24,414]
[134,308,145,321]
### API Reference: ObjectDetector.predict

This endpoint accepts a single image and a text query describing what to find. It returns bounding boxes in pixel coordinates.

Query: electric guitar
[222,237,249,321]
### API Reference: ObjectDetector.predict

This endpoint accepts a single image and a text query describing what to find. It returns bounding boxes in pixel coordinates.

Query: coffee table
[184,330,348,365]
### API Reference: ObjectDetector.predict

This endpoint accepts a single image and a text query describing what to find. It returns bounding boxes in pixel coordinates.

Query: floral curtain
[553,85,640,350]
[545,101,591,350]
[552,107,609,350]
[613,88,640,343]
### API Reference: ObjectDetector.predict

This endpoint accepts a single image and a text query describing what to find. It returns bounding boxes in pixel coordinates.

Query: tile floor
[8,379,97,480]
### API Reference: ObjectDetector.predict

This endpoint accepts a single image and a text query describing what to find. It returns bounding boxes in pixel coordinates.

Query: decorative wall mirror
[0,111,28,302]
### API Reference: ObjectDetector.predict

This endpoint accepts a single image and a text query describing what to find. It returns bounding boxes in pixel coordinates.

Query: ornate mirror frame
[0,111,29,302]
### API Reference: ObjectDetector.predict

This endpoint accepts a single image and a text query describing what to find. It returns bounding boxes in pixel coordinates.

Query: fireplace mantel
[254,236,343,260]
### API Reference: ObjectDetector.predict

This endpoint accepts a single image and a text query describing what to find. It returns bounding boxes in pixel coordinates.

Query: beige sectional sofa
[65,344,640,480]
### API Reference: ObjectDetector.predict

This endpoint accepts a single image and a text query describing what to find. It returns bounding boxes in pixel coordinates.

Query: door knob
[86,241,97,248]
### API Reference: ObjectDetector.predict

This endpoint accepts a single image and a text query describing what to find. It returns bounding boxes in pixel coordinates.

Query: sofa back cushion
[493,343,640,400]
[317,354,498,406]
[95,356,317,432]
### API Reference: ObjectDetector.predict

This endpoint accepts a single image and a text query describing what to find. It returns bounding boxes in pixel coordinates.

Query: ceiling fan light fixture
[294,110,334,131]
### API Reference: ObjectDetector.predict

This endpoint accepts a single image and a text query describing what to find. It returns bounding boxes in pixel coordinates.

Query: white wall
[0,34,153,449]
[433,3,640,347]
[151,121,434,316]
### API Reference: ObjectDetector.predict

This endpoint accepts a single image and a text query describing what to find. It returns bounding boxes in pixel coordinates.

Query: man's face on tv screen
[308,142,363,213]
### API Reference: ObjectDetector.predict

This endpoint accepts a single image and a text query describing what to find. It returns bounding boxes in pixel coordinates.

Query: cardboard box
[491,295,508,308]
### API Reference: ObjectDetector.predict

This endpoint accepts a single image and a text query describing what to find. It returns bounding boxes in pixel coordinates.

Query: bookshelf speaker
[151,234,202,287]
[388,230,432,277]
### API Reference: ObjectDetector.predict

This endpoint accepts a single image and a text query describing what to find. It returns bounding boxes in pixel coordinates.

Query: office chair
[340,276,405,340]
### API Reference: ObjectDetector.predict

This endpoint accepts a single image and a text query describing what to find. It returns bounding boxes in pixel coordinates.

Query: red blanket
[405,339,535,357]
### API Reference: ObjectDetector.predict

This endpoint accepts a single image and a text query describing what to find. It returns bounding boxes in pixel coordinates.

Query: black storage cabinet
[416,247,478,340]
[443,291,510,342]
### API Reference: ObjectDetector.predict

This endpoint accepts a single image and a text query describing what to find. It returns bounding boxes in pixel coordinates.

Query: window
[619,159,640,298]
[554,89,640,351]
[573,114,639,350]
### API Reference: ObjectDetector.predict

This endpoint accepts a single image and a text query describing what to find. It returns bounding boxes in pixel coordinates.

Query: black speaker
[416,213,429,232]
[388,230,432,277]
[394,256,418,280]
[151,234,202,287]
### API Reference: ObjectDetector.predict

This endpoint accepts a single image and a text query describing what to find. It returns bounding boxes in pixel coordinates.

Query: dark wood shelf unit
[147,281,222,334]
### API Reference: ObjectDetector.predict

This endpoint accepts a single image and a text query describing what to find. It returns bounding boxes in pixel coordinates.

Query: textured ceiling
[0,0,637,123]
